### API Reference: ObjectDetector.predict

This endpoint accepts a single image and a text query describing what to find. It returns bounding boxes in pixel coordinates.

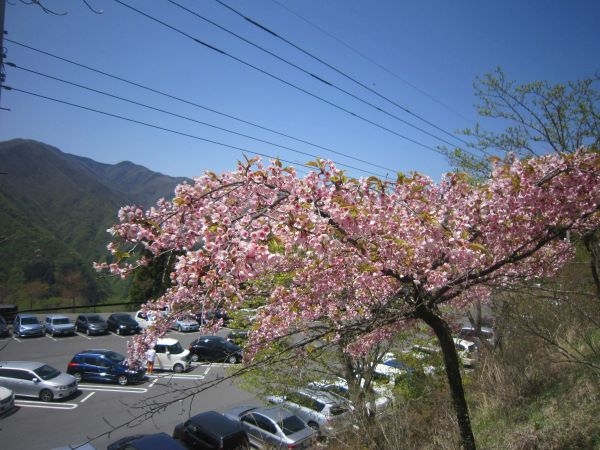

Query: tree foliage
[98,150,600,449]
[444,67,599,179]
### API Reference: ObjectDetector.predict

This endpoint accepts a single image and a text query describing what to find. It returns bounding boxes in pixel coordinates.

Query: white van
[134,307,169,330]
[153,338,191,373]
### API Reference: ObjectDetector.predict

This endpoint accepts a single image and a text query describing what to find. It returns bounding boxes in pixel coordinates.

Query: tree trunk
[582,228,600,300]
[416,303,476,450]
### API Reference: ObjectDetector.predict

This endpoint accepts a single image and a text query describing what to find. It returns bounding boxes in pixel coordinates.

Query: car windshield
[279,415,307,436]
[167,342,184,354]
[21,317,38,325]
[34,364,61,380]
[87,315,103,323]
[53,318,70,325]
[104,351,125,363]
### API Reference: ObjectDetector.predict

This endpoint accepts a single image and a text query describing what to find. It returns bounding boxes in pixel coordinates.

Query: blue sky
[1,0,598,180]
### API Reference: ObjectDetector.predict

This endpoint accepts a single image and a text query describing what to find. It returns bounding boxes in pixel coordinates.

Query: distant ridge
[0,138,190,306]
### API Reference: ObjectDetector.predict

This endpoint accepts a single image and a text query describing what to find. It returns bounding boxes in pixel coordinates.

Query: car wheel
[73,372,83,382]
[117,375,128,386]
[227,355,238,364]
[39,389,53,402]
[173,364,184,373]
[190,353,199,362]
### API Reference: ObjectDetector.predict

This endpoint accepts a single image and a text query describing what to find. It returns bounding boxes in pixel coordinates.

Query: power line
[268,0,473,125]
[167,0,466,151]
[1,84,317,171]
[6,61,388,178]
[112,0,454,158]
[6,38,394,174]
[211,0,471,147]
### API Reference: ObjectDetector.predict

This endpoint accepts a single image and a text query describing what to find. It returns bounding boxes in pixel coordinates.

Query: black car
[106,313,141,335]
[172,410,250,449]
[75,314,108,336]
[108,432,185,450]
[188,335,243,364]
[0,316,10,338]
[67,349,146,385]
[195,308,230,325]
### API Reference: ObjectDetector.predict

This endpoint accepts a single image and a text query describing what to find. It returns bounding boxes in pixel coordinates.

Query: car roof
[156,338,179,345]
[188,411,243,435]
[78,349,124,357]
[46,314,70,319]
[297,388,343,404]
[0,361,45,370]
[114,433,185,450]
[254,405,299,421]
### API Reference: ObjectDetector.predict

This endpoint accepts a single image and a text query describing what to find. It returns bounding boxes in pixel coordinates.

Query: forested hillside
[0,139,188,309]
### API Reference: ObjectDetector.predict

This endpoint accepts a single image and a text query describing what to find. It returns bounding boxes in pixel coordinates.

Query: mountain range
[0,138,189,308]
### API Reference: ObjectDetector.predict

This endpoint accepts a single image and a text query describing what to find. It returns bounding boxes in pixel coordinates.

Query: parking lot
[0,316,259,450]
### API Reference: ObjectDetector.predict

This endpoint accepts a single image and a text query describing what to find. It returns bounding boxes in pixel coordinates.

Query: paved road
[0,319,259,450]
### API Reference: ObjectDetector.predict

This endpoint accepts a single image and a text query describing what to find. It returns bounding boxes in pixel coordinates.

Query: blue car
[107,432,186,450]
[66,349,146,386]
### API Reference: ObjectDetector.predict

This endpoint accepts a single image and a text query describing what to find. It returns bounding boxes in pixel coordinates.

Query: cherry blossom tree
[97,149,600,449]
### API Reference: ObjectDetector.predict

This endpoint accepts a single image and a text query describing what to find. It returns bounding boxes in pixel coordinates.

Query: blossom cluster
[96,151,600,363]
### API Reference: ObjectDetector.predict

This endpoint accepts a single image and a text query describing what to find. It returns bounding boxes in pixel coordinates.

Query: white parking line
[78,385,148,394]
[146,373,206,381]
[80,392,95,403]
[15,400,78,410]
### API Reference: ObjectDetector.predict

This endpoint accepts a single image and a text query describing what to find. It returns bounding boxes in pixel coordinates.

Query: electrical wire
[6,61,388,178]
[6,38,393,174]
[212,0,472,147]
[167,0,465,151]
[1,84,316,171]
[268,0,473,124]
[112,0,458,158]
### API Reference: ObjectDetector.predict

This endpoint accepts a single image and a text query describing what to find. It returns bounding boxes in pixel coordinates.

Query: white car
[153,338,191,373]
[453,338,477,368]
[309,377,392,416]
[134,308,168,329]
[0,386,15,415]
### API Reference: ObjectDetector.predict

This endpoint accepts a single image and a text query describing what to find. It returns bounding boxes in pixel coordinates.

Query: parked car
[75,314,108,336]
[134,308,168,330]
[13,313,44,338]
[226,329,249,345]
[172,410,250,449]
[171,314,200,333]
[67,349,146,385]
[0,361,78,402]
[108,432,186,450]
[224,405,317,450]
[154,338,191,373]
[0,386,15,415]
[458,325,495,345]
[453,338,477,368]
[189,335,243,364]
[44,315,76,337]
[196,308,230,325]
[0,316,10,338]
[266,388,351,437]
[308,378,392,416]
[106,313,141,335]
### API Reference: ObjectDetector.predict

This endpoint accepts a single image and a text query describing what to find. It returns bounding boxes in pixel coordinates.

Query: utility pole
[0,0,6,110]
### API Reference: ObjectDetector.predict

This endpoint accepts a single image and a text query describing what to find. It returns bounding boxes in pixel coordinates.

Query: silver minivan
[0,361,78,402]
